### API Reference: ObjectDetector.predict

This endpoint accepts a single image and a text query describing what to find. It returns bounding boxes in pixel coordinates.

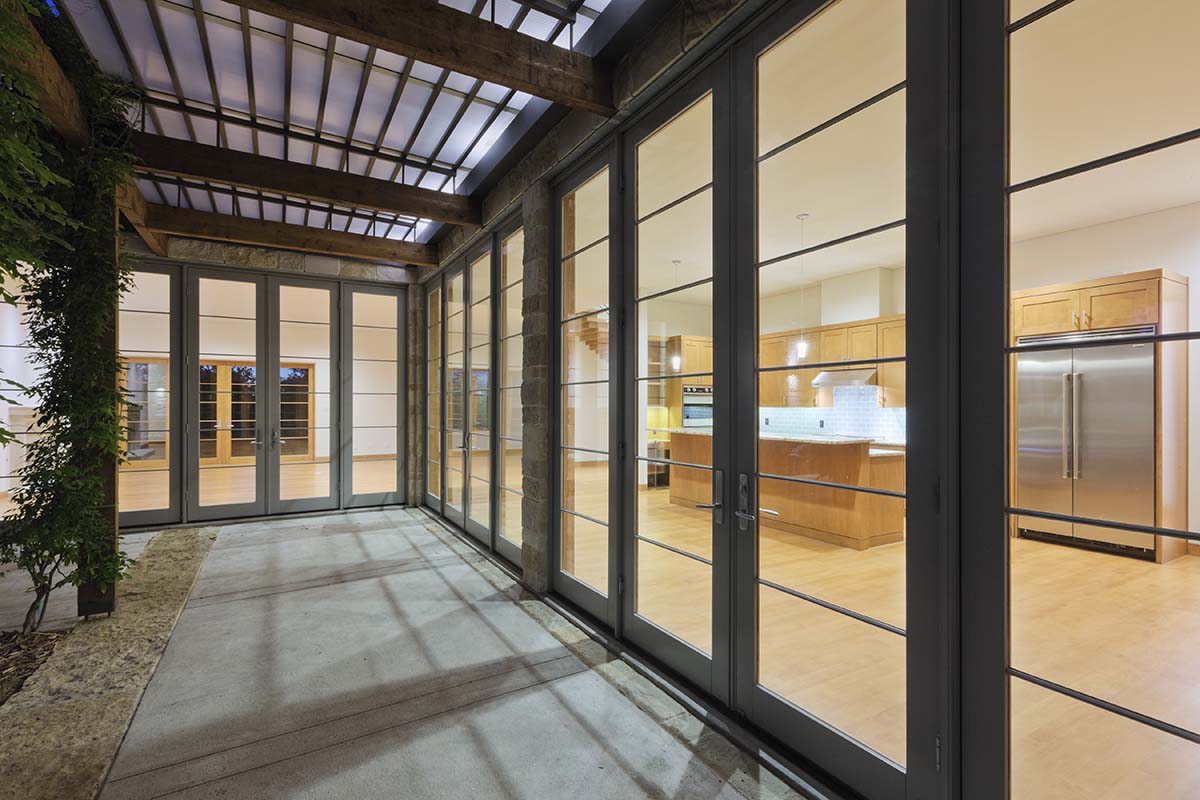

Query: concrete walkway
[99,508,807,800]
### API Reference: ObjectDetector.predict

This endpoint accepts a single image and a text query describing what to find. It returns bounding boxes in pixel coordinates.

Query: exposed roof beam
[115,182,169,256]
[19,12,167,255]
[230,0,615,115]
[142,204,438,267]
[131,131,480,226]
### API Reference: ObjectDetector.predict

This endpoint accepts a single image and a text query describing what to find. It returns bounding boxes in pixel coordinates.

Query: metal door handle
[696,469,723,524]
[1072,372,1081,479]
[270,429,279,448]
[737,473,754,532]
[1061,373,1072,479]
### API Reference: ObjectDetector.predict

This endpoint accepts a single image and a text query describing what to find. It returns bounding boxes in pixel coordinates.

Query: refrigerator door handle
[1072,372,1082,479]
[1061,373,1072,479]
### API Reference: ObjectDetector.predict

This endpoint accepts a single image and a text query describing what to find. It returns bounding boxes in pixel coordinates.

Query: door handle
[695,469,723,524]
[737,473,755,532]
[759,508,781,517]
[1061,373,1072,479]
[270,429,279,448]
[1072,372,1081,480]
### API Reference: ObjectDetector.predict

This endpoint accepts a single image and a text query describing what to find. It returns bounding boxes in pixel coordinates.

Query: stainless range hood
[810,367,878,388]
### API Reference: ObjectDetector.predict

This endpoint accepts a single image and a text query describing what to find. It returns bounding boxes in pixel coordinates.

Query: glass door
[621,65,730,696]
[443,266,468,527]
[732,0,908,796]
[343,286,405,508]
[188,270,267,520]
[270,278,338,514]
[464,247,494,545]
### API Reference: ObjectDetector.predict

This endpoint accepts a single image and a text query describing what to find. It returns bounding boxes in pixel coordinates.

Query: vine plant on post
[0,0,136,631]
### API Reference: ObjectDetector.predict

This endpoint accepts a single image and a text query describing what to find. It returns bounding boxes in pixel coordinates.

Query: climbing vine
[0,0,138,631]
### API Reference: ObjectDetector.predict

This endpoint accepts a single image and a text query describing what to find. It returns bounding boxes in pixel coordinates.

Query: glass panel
[499,387,522,439]
[636,189,712,298]
[637,285,713,377]
[636,541,711,654]
[757,0,904,157]
[469,477,490,527]
[501,228,525,288]
[352,291,398,497]
[499,487,523,546]
[562,241,609,318]
[1,288,43,515]
[279,285,331,502]
[758,584,905,763]
[561,383,608,451]
[562,312,610,382]
[754,0,907,769]
[561,449,608,524]
[1011,678,1200,800]
[198,277,257,506]
[1006,3,1200,794]
[501,335,522,388]
[636,464,712,560]
[499,438,523,494]
[1009,0,1200,184]
[636,95,713,218]
[561,167,608,257]
[758,91,905,264]
[560,511,607,593]
[470,253,491,299]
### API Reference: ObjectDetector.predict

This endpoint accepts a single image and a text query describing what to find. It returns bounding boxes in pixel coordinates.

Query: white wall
[819,267,904,325]
[760,285,822,333]
[1011,201,1200,530]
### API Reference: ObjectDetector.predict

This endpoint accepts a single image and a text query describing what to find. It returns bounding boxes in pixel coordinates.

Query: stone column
[520,181,553,591]
[406,283,426,505]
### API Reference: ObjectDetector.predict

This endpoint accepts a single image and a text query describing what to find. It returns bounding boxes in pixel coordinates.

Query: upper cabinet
[1011,270,1177,340]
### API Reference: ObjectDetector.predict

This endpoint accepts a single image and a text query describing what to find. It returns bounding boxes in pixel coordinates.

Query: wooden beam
[19,11,88,145]
[143,204,438,267]
[115,181,169,256]
[16,11,167,254]
[231,0,615,115]
[130,131,480,226]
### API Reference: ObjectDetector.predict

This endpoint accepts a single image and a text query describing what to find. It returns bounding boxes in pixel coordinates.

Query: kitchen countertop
[652,429,902,448]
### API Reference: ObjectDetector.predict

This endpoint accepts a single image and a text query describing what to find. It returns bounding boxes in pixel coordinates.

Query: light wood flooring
[559,462,1200,795]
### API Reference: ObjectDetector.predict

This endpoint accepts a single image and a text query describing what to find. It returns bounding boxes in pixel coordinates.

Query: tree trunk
[23,587,49,633]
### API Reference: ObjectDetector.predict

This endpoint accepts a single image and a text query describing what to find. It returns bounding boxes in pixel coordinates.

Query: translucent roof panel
[62,0,608,249]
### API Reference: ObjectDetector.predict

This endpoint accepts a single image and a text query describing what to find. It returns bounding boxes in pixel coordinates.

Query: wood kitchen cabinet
[757,314,905,408]
[877,319,906,408]
[1011,270,1168,339]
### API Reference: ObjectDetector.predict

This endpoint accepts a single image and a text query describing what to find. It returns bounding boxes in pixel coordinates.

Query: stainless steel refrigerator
[1015,327,1157,554]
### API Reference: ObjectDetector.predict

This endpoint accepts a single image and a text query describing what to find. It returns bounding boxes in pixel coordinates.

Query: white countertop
[653,428,891,446]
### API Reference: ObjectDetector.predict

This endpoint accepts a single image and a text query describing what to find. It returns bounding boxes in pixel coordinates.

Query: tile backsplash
[759,386,905,443]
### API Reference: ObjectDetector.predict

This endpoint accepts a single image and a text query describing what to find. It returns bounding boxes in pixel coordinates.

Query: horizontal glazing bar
[636,535,713,567]
[562,445,608,457]
[1009,669,1200,747]
[757,219,907,270]
[1008,507,1200,544]
[635,182,713,226]
[560,233,609,264]
[560,507,607,529]
[1007,0,1079,34]
[560,307,610,328]
[758,81,907,164]
[635,371,710,383]
[636,276,713,305]
[759,471,906,500]
[1008,126,1200,194]
[758,577,906,637]
[560,378,609,388]
[758,355,905,374]
[637,455,712,472]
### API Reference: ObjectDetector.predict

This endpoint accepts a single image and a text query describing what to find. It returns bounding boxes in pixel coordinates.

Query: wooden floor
[561,462,1200,795]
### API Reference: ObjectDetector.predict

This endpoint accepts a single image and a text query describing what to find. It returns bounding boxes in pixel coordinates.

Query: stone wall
[405,284,426,504]
[124,234,419,285]
[519,182,554,591]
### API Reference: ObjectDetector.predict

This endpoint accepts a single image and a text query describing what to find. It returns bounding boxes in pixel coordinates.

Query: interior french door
[187,271,339,520]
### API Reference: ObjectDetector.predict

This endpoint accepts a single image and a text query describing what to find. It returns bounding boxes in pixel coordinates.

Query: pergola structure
[46,0,619,266]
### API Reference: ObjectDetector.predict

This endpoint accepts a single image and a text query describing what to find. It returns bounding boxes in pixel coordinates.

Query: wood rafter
[230,0,615,115]
[130,131,480,227]
[142,205,438,267]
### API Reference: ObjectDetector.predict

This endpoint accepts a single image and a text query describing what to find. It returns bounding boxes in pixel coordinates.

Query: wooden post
[77,199,121,617]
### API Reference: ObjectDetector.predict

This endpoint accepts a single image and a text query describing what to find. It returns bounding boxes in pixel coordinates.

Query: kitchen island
[664,429,905,550]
